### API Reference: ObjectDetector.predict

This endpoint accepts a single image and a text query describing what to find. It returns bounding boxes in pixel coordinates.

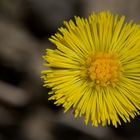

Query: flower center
[88,53,120,86]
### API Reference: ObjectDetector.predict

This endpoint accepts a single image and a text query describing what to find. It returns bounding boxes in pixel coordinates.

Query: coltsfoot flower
[42,11,140,127]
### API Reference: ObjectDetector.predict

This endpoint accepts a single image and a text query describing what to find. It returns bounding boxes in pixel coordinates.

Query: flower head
[42,11,140,127]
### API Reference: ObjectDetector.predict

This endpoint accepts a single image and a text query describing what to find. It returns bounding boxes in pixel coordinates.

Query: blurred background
[0,0,140,140]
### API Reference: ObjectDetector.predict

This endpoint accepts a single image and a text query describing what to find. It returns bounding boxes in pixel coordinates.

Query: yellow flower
[42,11,140,127]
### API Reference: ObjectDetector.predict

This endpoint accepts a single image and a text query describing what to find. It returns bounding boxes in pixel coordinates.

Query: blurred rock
[26,0,80,29]
[21,107,54,140]
[58,110,112,139]
[0,0,84,39]
[0,18,43,90]
[0,19,38,69]
[22,0,83,38]
[0,81,29,106]
[0,106,15,125]
[0,135,5,140]
[0,0,24,21]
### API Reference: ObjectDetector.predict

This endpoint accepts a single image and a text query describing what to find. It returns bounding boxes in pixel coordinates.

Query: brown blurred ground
[0,0,140,140]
